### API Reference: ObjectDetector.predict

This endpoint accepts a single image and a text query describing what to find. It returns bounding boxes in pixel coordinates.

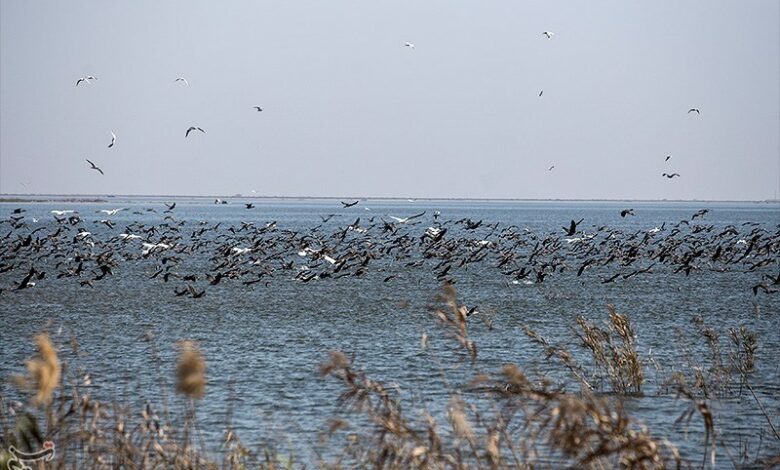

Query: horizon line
[1,192,779,204]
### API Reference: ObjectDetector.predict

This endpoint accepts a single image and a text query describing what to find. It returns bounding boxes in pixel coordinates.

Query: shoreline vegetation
[2,286,778,469]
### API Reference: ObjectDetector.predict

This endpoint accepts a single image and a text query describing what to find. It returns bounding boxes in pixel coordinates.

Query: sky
[1,1,778,200]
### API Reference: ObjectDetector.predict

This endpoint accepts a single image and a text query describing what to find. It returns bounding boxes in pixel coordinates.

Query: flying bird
[185,126,205,137]
[562,218,584,236]
[108,131,116,148]
[245,203,255,209]
[86,159,104,175]
[662,173,680,179]
[174,77,189,86]
[253,106,263,112]
[542,31,555,38]
[688,108,700,114]
[403,42,415,49]
[665,155,671,161]
[548,165,555,171]
[539,90,544,97]
[99,208,126,216]
[341,200,360,208]
[388,212,426,224]
[620,209,635,218]
[76,76,97,86]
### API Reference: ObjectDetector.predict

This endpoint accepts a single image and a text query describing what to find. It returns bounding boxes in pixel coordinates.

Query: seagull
[388,212,426,224]
[665,155,671,162]
[185,126,205,137]
[688,108,700,114]
[174,77,189,86]
[108,131,116,148]
[548,165,555,171]
[253,106,263,112]
[51,210,75,216]
[662,173,680,179]
[542,31,555,38]
[341,200,360,208]
[403,42,415,49]
[76,76,97,86]
[99,208,126,216]
[86,159,104,175]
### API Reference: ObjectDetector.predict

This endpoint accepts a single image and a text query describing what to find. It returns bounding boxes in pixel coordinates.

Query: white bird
[403,42,415,49]
[231,247,252,255]
[108,131,116,148]
[174,77,189,86]
[99,208,126,216]
[542,31,555,38]
[75,231,92,240]
[142,242,171,255]
[388,211,426,224]
[51,210,75,216]
[119,233,142,241]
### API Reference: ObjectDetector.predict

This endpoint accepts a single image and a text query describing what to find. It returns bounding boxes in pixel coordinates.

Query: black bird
[253,106,263,112]
[165,202,176,212]
[185,126,205,137]
[86,159,104,175]
[320,214,336,223]
[187,284,206,298]
[17,267,38,290]
[245,203,255,209]
[665,155,671,162]
[562,218,584,236]
[662,173,680,179]
[620,209,635,218]
[688,108,700,114]
[341,200,360,208]
[539,90,543,97]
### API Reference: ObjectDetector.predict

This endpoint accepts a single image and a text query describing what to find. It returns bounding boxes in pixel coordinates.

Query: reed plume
[176,340,206,400]
[22,333,61,406]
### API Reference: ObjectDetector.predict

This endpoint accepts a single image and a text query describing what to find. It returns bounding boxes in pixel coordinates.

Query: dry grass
[524,305,643,394]
[1,287,776,469]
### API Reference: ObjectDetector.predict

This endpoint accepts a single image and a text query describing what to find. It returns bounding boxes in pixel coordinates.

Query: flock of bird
[71,31,698,181]
[2,203,777,300]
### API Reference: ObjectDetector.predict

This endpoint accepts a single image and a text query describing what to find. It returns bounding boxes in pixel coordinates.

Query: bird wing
[185,127,193,137]
[86,159,95,167]
[407,211,426,220]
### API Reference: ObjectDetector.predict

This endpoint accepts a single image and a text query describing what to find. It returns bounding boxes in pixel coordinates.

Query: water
[1,198,779,466]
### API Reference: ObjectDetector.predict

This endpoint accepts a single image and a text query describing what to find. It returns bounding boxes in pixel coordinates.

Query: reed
[0,288,775,469]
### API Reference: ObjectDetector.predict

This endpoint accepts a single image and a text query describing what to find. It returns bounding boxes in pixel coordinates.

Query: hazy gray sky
[1,1,778,200]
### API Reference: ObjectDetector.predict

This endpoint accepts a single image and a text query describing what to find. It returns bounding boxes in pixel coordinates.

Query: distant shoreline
[1,193,778,205]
